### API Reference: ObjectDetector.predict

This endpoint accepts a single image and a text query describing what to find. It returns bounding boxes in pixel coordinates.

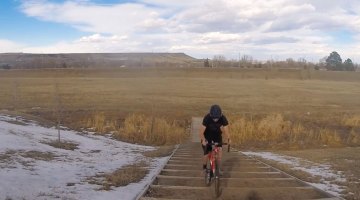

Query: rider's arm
[222,125,230,144]
[199,125,206,144]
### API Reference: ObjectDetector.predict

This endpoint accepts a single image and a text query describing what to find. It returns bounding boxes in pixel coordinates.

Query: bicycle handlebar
[206,142,227,146]
[206,141,231,152]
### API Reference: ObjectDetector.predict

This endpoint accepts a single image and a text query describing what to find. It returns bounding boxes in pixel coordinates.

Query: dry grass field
[1,67,359,198]
[0,67,359,146]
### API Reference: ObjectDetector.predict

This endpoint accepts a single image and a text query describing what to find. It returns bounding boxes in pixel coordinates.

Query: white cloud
[5,0,359,62]
[77,34,127,43]
[21,1,167,34]
[0,39,25,53]
[138,0,202,7]
[22,34,139,53]
[196,32,243,44]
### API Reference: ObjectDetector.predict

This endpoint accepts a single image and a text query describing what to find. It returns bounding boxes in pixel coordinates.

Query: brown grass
[0,110,56,128]
[229,113,360,149]
[84,112,118,133]
[0,150,56,170]
[1,68,359,118]
[43,140,78,150]
[114,113,186,145]
[273,147,360,200]
[0,68,359,148]
[81,112,187,145]
[1,68,358,199]
[87,162,149,190]
[3,119,28,126]
[20,151,56,161]
[143,146,175,158]
[0,150,14,164]
[343,115,360,128]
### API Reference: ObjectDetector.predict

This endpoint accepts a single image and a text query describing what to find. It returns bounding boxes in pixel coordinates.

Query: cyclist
[199,104,230,175]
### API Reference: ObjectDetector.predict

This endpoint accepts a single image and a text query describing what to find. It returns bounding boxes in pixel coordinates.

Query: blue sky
[0,1,83,45]
[1,0,360,62]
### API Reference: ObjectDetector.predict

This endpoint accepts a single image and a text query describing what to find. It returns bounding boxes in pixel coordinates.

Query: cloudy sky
[1,0,360,62]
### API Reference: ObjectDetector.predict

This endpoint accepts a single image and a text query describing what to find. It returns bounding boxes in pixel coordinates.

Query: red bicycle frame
[208,144,219,175]
[208,141,229,174]
[205,142,228,197]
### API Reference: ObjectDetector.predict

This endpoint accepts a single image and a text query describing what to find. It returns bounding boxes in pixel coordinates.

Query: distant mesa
[0,53,201,69]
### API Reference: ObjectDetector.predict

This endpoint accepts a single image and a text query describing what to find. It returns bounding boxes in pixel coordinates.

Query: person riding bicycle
[199,104,230,175]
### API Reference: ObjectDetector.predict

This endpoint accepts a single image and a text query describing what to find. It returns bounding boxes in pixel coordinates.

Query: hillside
[0,53,200,69]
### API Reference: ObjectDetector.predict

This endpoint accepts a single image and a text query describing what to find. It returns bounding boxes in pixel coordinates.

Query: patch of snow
[242,151,346,197]
[0,114,169,200]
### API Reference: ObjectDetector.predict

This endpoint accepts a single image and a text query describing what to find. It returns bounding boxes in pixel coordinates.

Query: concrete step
[164,164,274,172]
[167,159,264,166]
[145,185,327,200]
[140,198,192,200]
[170,155,256,160]
[307,197,344,200]
[154,175,304,188]
[305,198,342,200]
[138,141,338,200]
[160,169,287,178]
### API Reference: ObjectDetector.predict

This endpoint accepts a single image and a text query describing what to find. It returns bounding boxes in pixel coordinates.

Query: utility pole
[12,80,19,120]
[54,82,62,142]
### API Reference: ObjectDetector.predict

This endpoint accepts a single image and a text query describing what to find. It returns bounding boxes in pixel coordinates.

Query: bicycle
[204,140,230,197]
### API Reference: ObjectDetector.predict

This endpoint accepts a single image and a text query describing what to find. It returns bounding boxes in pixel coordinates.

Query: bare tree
[204,58,210,68]
[212,55,226,68]
[298,57,307,70]
[240,55,253,68]
[286,58,295,67]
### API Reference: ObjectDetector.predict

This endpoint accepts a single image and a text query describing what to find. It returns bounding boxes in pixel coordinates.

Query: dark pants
[201,138,222,155]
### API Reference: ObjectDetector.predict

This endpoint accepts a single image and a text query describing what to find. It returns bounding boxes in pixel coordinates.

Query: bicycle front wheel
[204,164,211,186]
[214,160,221,197]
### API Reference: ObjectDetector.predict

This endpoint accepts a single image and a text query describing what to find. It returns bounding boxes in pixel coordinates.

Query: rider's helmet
[209,104,222,119]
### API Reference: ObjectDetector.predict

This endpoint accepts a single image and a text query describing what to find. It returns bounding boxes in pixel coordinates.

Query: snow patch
[242,151,346,197]
[0,114,169,200]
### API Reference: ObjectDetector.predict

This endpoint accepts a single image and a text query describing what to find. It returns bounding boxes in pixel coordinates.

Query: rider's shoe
[202,164,207,175]
[219,169,223,176]
[203,169,207,175]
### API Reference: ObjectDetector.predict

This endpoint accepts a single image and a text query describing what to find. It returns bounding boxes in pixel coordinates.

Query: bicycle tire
[214,159,221,197]
[204,164,211,186]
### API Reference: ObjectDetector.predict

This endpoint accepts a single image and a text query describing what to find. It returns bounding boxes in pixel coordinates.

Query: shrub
[85,112,117,133]
[114,113,186,145]
[343,115,360,128]
[83,112,186,145]
[229,113,360,149]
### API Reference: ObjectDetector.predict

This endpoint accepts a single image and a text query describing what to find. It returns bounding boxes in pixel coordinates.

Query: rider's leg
[218,147,222,162]
[217,136,223,174]
[203,154,208,169]
[218,147,223,174]
[202,144,210,170]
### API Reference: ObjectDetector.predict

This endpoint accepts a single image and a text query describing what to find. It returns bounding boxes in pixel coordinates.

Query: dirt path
[190,117,202,142]
[138,118,340,200]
